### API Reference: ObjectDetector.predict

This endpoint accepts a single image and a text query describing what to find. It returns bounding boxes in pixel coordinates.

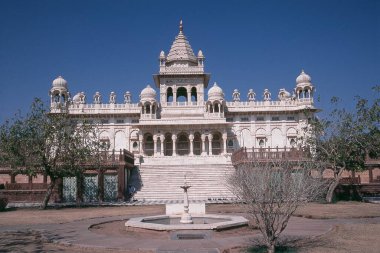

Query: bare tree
[228,160,326,253]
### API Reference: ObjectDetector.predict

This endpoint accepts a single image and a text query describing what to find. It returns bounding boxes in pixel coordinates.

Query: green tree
[0,98,97,209]
[305,87,380,203]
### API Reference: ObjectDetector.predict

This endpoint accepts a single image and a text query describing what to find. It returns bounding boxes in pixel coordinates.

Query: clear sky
[0,0,379,121]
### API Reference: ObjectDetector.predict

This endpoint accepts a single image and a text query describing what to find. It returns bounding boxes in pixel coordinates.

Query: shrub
[0,197,8,211]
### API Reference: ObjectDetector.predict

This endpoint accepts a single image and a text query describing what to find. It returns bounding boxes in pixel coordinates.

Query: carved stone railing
[231,147,309,166]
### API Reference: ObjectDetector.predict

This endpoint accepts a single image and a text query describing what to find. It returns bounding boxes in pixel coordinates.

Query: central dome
[208,82,224,101]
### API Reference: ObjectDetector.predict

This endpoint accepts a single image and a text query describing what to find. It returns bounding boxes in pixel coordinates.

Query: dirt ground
[0,201,380,253]
[297,223,380,253]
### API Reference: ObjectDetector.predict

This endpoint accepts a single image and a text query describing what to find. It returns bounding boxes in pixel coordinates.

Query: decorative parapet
[231,147,309,167]
[159,66,204,75]
[67,103,140,114]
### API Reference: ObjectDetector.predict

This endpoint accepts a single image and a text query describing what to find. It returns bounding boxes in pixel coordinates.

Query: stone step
[133,162,235,201]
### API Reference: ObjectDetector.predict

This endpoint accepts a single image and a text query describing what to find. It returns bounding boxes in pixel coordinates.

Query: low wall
[0,189,59,203]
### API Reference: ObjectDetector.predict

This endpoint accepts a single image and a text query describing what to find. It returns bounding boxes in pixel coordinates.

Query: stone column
[138,134,144,155]
[201,134,206,156]
[222,133,228,155]
[173,91,177,103]
[208,134,213,155]
[187,91,191,104]
[189,134,194,156]
[160,134,165,156]
[172,134,177,156]
[153,135,158,157]
[218,104,221,116]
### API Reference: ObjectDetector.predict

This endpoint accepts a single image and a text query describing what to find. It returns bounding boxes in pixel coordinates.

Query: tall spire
[179,19,183,32]
[166,20,197,64]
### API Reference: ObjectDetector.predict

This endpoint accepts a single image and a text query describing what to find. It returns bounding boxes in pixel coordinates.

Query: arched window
[259,139,265,148]
[167,87,173,102]
[164,133,173,156]
[177,133,189,156]
[144,134,154,156]
[212,133,222,155]
[191,87,197,102]
[176,87,187,102]
[193,132,201,155]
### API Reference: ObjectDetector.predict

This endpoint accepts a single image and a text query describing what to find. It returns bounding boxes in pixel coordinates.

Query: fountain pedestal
[180,184,193,224]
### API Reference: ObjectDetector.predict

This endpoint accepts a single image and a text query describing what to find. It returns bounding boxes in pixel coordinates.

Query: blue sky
[0,0,379,121]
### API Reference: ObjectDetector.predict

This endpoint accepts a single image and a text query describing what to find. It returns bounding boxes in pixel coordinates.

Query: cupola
[296,70,312,87]
[208,82,224,101]
[140,85,157,102]
[52,76,68,89]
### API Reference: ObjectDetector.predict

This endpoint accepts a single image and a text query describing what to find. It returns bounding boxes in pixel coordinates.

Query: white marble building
[49,21,316,201]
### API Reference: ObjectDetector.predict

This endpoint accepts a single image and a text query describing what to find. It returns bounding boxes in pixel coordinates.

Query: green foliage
[0,98,96,179]
[306,87,380,173]
[0,197,8,211]
[0,98,102,208]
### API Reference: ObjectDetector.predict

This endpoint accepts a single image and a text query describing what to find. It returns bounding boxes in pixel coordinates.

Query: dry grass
[0,205,164,226]
[297,224,380,253]
[294,201,380,219]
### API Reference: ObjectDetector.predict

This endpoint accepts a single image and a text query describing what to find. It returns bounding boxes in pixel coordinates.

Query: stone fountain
[125,179,248,231]
[179,180,193,224]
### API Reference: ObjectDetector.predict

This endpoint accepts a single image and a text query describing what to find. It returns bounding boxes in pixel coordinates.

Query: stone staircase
[132,155,236,201]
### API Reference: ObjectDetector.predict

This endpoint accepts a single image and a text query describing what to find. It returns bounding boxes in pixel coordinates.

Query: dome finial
[179,19,183,32]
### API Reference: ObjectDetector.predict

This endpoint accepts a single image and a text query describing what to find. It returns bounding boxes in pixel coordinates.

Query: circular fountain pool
[125,214,248,231]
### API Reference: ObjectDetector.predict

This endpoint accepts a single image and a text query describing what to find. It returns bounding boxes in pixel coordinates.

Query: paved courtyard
[0,202,380,252]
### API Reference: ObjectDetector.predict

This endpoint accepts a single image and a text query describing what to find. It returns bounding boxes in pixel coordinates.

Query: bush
[0,197,8,211]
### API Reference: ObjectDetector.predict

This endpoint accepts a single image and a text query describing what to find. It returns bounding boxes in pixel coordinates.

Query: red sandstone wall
[0,174,11,184]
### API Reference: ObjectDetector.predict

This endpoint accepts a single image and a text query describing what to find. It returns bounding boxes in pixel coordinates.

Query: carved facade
[48,21,317,201]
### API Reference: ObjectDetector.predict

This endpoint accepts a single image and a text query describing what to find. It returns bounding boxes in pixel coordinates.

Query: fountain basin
[125,214,248,231]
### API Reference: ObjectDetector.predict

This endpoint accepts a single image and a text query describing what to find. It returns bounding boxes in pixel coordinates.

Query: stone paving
[4,213,379,252]
[2,203,380,253]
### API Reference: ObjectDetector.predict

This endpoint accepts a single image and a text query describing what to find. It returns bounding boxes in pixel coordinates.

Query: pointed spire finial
[179,19,183,32]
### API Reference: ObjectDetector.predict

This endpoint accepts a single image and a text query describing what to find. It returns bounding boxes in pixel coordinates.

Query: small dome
[197,50,204,58]
[140,85,156,102]
[208,82,224,101]
[52,76,67,88]
[159,50,165,59]
[296,70,311,85]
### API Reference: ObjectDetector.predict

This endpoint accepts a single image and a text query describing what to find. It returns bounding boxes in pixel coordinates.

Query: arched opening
[152,104,156,114]
[177,133,189,156]
[212,132,222,155]
[164,133,173,156]
[191,87,197,102]
[290,138,296,147]
[259,139,265,148]
[167,87,173,102]
[144,133,154,156]
[53,92,60,103]
[176,87,187,102]
[214,103,219,113]
[193,132,201,155]
[304,89,309,98]
[145,103,151,114]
